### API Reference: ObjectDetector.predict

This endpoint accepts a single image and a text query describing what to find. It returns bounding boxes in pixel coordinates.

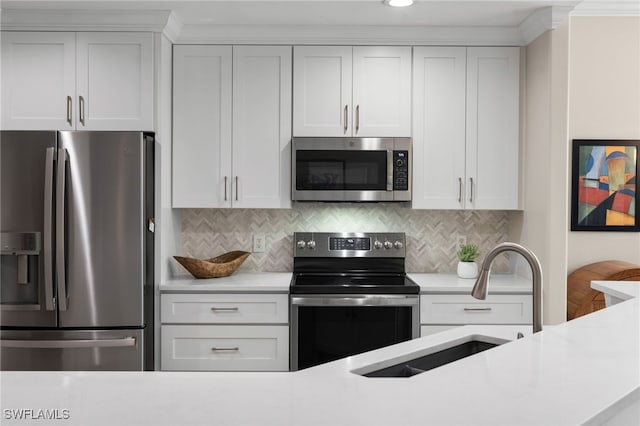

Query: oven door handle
[291,295,418,307]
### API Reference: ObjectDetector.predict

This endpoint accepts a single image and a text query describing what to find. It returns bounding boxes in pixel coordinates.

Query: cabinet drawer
[420,294,531,325]
[161,325,289,371]
[161,293,288,324]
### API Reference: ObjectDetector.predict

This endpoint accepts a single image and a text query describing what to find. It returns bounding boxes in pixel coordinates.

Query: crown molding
[0,9,172,32]
[175,24,523,46]
[571,1,640,16]
[162,12,183,43]
[8,2,633,47]
[518,5,575,45]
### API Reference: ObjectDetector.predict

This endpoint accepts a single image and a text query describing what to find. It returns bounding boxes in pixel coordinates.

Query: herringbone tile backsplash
[180,204,511,273]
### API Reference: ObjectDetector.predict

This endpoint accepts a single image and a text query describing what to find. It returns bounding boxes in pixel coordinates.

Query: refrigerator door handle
[56,148,68,311]
[43,147,56,311]
[0,337,136,349]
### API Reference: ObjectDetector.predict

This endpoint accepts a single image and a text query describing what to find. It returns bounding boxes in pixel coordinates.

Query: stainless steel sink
[353,335,508,378]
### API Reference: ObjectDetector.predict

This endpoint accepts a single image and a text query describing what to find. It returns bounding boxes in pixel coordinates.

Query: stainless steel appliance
[290,232,419,370]
[0,131,154,371]
[292,137,411,202]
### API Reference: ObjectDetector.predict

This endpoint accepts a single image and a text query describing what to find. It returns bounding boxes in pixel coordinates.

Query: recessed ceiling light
[384,0,414,7]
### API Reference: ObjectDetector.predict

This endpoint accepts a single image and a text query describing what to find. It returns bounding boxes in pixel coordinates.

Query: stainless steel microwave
[292,137,411,202]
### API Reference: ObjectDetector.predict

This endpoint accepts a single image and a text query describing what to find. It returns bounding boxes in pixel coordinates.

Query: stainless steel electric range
[290,232,420,371]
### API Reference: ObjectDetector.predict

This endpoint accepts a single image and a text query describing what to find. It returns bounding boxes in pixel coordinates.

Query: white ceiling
[0,0,584,27]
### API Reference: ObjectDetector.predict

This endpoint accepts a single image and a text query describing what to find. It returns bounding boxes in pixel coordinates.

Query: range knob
[297,240,306,249]
[306,240,316,249]
[383,241,393,249]
[373,240,383,250]
[394,241,404,249]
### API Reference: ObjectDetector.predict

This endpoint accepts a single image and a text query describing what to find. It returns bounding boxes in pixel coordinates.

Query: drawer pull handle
[211,347,239,352]
[464,307,492,312]
[211,307,239,312]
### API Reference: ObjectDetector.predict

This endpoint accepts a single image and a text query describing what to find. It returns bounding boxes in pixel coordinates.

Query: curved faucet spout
[471,242,543,333]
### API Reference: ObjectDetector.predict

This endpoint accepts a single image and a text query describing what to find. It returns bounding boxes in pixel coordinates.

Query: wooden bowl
[173,251,251,279]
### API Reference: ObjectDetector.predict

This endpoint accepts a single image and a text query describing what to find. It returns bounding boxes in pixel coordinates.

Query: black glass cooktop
[290,273,420,294]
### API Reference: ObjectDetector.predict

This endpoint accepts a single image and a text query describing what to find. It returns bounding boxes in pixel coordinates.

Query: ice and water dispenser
[1,232,42,308]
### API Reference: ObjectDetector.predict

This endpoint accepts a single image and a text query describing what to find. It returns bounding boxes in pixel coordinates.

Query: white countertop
[410,272,532,294]
[2,281,638,425]
[161,272,292,292]
[592,279,640,302]
[160,272,531,294]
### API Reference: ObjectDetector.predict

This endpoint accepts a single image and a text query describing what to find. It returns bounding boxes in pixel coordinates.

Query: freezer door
[0,329,144,370]
[0,131,58,327]
[57,132,147,328]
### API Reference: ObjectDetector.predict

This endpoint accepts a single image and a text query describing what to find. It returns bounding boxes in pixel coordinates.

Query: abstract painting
[571,140,639,231]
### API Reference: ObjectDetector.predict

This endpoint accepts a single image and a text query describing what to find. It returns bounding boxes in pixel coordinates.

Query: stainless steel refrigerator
[0,131,154,371]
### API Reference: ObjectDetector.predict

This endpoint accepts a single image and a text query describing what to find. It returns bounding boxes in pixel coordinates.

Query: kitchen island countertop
[1,281,638,425]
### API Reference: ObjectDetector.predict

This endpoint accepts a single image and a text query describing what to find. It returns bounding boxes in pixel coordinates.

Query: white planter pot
[457,261,478,279]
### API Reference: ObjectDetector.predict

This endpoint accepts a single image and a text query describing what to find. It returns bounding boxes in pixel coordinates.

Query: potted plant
[456,244,480,279]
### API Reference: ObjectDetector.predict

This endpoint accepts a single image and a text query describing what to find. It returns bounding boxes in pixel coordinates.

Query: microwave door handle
[56,148,68,312]
[387,150,393,191]
[43,147,56,310]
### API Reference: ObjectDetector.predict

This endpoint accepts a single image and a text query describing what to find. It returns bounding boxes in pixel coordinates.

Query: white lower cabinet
[420,293,532,336]
[160,293,289,371]
[161,325,288,371]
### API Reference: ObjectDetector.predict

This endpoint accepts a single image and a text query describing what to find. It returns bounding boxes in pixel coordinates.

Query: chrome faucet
[471,242,543,333]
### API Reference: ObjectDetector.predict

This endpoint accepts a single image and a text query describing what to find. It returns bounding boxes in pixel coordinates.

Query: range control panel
[329,237,370,251]
[294,232,405,258]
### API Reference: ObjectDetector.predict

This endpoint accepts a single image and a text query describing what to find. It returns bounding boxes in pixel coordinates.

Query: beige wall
[521,22,570,325]
[522,16,640,324]
[567,17,640,272]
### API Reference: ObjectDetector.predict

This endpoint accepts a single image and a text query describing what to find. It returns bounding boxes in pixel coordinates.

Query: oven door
[290,294,419,371]
[292,137,398,201]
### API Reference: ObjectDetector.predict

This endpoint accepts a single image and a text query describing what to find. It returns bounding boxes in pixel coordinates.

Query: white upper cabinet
[466,47,520,210]
[412,46,520,210]
[172,45,292,209]
[293,45,411,137]
[1,32,153,131]
[293,46,352,137]
[75,33,153,131]
[172,45,232,208]
[232,46,292,209]
[1,32,76,130]
[352,46,412,137]
[412,47,467,209]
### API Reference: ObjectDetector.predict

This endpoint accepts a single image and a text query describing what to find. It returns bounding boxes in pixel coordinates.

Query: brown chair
[567,260,640,320]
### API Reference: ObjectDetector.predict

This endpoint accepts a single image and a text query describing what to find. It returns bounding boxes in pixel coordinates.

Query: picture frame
[571,139,639,232]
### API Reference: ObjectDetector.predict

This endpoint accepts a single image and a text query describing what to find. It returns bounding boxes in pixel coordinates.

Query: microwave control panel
[393,151,409,191]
